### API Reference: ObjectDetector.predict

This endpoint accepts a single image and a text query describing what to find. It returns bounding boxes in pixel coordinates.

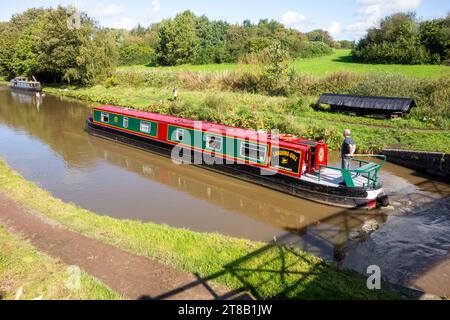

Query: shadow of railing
[138,192,450,300]
[142,231,398,300]
[148,233,316,300]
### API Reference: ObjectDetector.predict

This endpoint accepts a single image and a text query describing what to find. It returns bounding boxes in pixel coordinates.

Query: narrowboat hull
[86,119,387,209]
[9,84,42,92]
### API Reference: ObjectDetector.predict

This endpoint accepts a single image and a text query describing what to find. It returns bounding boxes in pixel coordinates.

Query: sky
[0,0,448,40]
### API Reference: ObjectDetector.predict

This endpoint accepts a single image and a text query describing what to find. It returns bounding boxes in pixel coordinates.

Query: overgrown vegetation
[106,63,450,127]
[0,225,121,300]
[0,160,406,299]
[353,13,450,65]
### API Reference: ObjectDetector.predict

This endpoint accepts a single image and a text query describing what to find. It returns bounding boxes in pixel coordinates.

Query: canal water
[0,86,449,296]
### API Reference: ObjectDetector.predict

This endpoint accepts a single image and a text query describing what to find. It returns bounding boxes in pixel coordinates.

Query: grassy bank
[45,85,450,153]
[0,159,405,299]
[122,50,450,79]
[0,225,121,300]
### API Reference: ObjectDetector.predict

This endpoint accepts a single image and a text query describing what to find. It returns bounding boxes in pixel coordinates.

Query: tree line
[353,12,450,65]
[1,6,447,86]
[0,7,344,83]
[119,10,342,66]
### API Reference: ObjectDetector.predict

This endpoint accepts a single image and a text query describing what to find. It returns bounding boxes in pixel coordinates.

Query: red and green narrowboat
[86,105,388,209]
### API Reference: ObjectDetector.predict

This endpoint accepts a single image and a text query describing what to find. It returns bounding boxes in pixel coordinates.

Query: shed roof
[318,94,416,112]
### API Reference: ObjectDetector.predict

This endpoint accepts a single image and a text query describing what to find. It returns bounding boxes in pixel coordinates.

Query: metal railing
[318,154,386,188]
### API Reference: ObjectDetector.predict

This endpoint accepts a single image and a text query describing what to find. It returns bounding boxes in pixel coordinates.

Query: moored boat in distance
[9,76,42,92]
[86,105,389,209]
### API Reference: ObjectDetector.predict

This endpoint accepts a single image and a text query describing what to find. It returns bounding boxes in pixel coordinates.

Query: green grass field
[291,50,449,78]
[119,50,450,79]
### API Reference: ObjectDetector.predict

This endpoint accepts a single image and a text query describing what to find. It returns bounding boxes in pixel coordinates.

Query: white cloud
[151,0,161,14]
[356,0,422,16]
[93,3,126,18]
[338,0,423,39]
[328,21,342,37]
[281,11,309,31]
[111,17,134,30]
[281,11,306,25]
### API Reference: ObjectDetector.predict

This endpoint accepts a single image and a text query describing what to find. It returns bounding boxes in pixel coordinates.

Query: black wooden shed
[318,93,416,118]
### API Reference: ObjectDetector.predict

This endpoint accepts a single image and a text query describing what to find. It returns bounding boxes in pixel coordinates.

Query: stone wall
[381,149,450,181]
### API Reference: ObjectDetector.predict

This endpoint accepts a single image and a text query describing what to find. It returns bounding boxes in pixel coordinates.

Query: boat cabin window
[140,121,151,134]
[205,135,222,151]
[240,142,267,162]
[123,117,129,128]
[101,113,109,123]
[176,128,185,141]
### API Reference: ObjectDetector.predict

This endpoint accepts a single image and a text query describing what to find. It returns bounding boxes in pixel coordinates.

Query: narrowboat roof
[10,77,40,84]
[95,105,323,150]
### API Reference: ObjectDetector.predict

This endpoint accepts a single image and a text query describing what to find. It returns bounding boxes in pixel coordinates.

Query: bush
[353,39,432,65]
[285,98,315,115]
[119,43,156,66]
[113,69,179,88]
[293,41,333,59]
[353,13,450,65]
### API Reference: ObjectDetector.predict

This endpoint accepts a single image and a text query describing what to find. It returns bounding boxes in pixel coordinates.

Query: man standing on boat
[341,129,356,170]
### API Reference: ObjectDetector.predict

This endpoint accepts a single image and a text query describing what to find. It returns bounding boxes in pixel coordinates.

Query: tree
[144,23,161,50]
[11,23,42,77]
[119,33,156,65]
[282,29,308,57]
[193,16,229,64]
[130,24,146,37]
[225,25,249,62]
[33,6,118,84]
[0,24,17,77]
[338,40,354,49]
[353,12,434,65]
[261,41,290,95]
[419,16,450,64]
[0,6,118,84]
[74,28,119,84]
[157,11,200,65]
[0,8,46,77]
[306,29,336,47]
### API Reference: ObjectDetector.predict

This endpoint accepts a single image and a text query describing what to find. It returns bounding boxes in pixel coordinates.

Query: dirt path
[0,192,241,300]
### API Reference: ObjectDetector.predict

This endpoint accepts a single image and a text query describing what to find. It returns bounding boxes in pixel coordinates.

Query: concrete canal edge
[381,149,450,180]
